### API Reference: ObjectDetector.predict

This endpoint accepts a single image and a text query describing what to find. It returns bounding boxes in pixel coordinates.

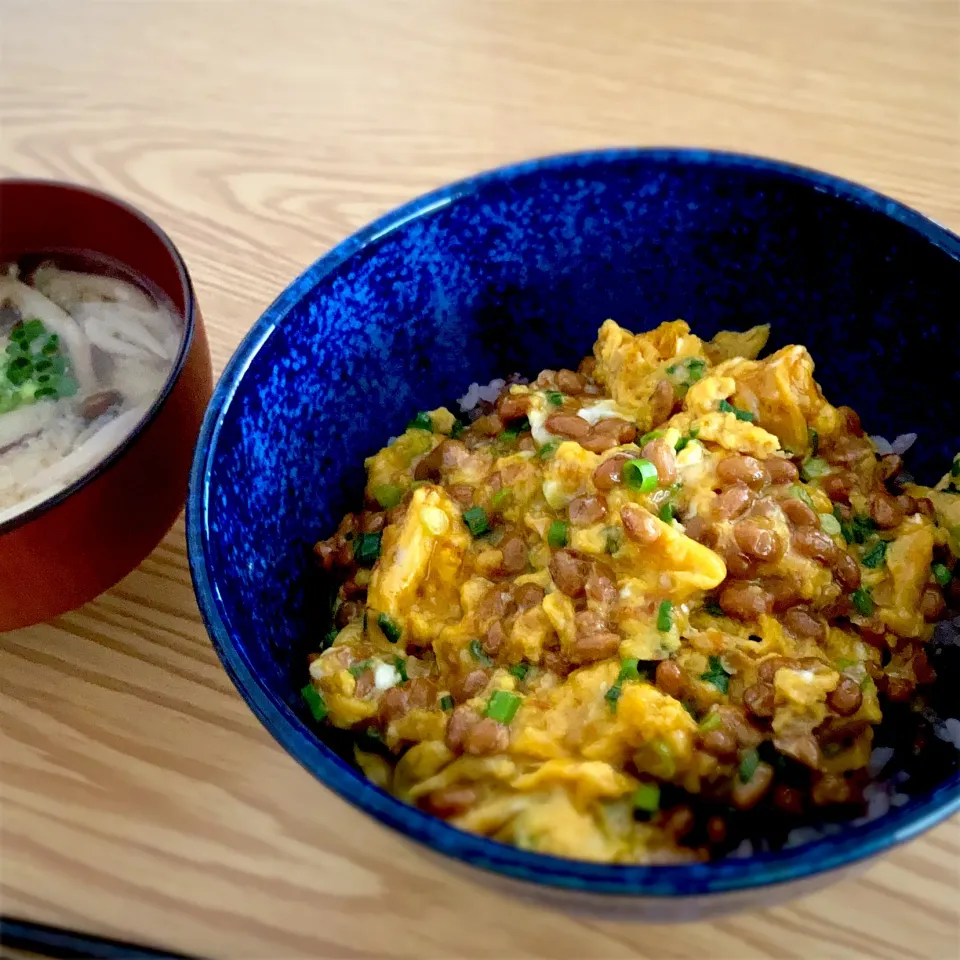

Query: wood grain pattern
[1,1,959,957]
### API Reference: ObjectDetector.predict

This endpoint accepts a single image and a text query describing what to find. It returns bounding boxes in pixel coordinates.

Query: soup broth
[0,252,183,524]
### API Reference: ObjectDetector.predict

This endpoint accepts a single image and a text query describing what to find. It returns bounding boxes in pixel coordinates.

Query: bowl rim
[187,147,960,898]
[0,178,199,535]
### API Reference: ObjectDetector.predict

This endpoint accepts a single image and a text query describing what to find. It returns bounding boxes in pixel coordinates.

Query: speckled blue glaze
[188,149,960,918]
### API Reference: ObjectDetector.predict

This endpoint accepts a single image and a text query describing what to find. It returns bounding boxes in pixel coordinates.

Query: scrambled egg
[306,319,957,864]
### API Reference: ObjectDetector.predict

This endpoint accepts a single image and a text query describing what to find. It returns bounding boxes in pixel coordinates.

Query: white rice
[934,717,960,749]
[458,378,505,412]
[870,433,918,456]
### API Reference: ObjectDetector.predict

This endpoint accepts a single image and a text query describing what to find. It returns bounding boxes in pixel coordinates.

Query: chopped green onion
[604,683,622,711]
[546,390,564,406]
[353,532,382,566]
[819,512,842,536]
[349,659,373,678]
[623,458,658,492]
[700,655,730,694]
[500,416,530,441]
[718,398,755,422]
[686,358,707,383]
[301,684,328,722]
[394,656,408,682]
[651,739,676,777]
[739,748,760,783]
[604,526,624,555]
[676,426,701,452]
[808,427,820,456]
[373,484,404,510]
[632,782,661,813]
[490,488,512,511]
[699,712,723,733]
[485,689,522,724]
[704,599,725,617]
[547,520,569,549]
[861,540,888,569]
[850,514,875,544]
[932,563,953,587]
[469,638,493,666]
[408,411,433,431]
[19,319,45,343]
[463,506,489,537]
[378,612,402,643]
[789,485,816,510]
[322,628,339,649]
[538,439,562,460]
[509,663,530,681]
[639,429,665,445]
[658,503,677,523]
[440,694,454,711]
[450,419,465,439]
[851,587,874,616]
[619,658,641,682]
[656,600,673,632]
[951,456,960,478]
[800,458,829,481]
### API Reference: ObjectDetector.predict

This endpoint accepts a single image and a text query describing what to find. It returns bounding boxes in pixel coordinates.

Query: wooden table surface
[2,1,959,957]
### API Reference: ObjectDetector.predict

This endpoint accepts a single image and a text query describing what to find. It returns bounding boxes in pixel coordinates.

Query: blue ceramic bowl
[188,149,960,919]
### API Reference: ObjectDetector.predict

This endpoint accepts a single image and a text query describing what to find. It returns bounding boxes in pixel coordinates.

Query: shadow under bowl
[0,180,213,630]
[187,149,960,919]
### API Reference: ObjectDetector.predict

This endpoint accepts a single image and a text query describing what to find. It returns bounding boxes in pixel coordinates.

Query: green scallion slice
[407,411,433,431]
[450,419,465,439]
[378,613,402,643]
[604,526,624,555]
[353,532,382,566]
[301,684,328,722]
[819,512,842,536]
[704,599,725,617]
[485,689,522,725]
[739,748,760,783]
[658,503,677,523]
[469,638,493,667]
[373,484,404,510]
[440,694,454,711]
[656,600,673,632]
[808,427,820,456]
[490,488,511,511]
[800,458,829,481]
[718,398,755,422]
[348,659,374,678]
[639,429,665,445]
[861,540,888,569]
[509,663,530,681]
[932,563,952,587]
[789,485,816,510]
[623,458,658,492]
[851,587,874,616]
[538,439,562,460]
[632,782,660,813]
[547,519,569,549]
[698,712,723,733]
[700,655,730,694]
[619,658,641,682]
[394,656,408,682]
[546,390,564,406]
[463,506,489,537]
[604,683,622,711]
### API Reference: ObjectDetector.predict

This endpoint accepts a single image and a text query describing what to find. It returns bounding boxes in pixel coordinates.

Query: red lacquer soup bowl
[0,180,213,630]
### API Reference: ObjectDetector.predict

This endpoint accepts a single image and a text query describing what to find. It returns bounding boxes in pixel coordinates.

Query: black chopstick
[0,917,202,960]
